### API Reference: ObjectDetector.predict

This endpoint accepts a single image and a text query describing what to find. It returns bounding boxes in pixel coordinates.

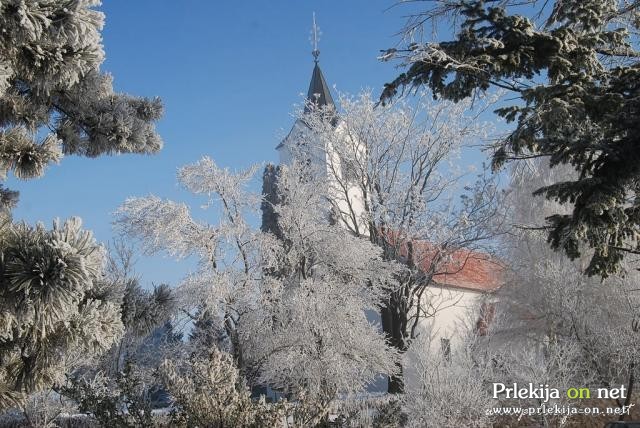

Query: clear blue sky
[7,1,483,288]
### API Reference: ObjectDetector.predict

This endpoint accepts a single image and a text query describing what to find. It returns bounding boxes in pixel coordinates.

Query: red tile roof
[382,230,504,292]
[428,247,504,292]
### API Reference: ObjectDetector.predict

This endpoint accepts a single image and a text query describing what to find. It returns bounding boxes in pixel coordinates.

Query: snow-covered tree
[0,1,164,412]
[158,347,289,428]
[494,160,640,424]
[0,0,164,216]
[295,92,505,392]
[101,240,176,376]
[0,0,163,207]
[55,239,180,426]
[402,332,495,428]
[63,359,156,428]
[116,158,259,367]
[115,156,399,422]
[241,161,399,425]
[381,0,640,277]
[188,306,223,358]
[0,218,124,411]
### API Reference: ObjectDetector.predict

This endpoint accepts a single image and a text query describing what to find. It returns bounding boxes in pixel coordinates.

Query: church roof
[429,248,504,292]
[407,242,504,293]
[276,61,336,150]
[305,62,335,111]
[382,230,504,293]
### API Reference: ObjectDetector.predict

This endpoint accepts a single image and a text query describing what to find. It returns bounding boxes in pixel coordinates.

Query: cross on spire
[311,12,321,63]
[306,13,335,111]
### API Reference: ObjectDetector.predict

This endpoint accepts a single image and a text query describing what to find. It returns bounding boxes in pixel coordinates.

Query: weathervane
[311,12,321,63]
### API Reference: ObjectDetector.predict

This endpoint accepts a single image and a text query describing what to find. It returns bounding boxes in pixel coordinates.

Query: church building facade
[261,39,503,389]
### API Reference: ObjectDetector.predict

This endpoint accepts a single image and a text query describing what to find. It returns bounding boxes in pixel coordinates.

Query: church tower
[262,15,368,237]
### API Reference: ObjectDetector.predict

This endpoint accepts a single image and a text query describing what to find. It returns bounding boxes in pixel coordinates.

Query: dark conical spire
[305,13,334,112]
[306,62,335,111]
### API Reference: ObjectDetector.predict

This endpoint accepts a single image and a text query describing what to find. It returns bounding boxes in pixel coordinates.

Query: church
[260,25,504,385]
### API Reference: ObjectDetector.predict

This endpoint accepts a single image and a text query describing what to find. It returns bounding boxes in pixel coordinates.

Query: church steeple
[306,13,334,111]
[276,14,335,152]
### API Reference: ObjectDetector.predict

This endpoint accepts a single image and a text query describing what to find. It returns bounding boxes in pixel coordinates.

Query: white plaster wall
[324,121,369,235]
[365,287,486,393]
[419,286,484,348]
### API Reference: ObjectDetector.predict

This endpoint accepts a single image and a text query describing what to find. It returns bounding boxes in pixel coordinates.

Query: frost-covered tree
[158,347,290,428]
[61,317,182,428]
[188,306,223,357]
[64,359,156,428]
[0,1,164,413]
[0,218,124,411]
[115,156,399,422]
[116,158,259,366]
[402,332,495,428]
[241,161,399,425]
[296,92,505,392]
[103,241,176,376]
[56,240,179,426]
[494,160,640,424]
[0,0,163,206]
[381,0,640,277]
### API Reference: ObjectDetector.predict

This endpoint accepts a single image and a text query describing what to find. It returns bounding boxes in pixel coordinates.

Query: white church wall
[324,121,369,236]
[402,287,490,394]
[419,286,485,349]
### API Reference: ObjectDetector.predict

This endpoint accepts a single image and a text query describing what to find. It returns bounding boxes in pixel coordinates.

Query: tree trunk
[374,227,410,394]
[381,293,408,394]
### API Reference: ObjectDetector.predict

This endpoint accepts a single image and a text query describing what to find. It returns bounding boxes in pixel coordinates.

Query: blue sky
[7,1,487,288]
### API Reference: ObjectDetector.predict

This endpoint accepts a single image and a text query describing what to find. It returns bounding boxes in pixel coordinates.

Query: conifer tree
[0,218,124,410]
[381,0,640,277]
[0,0,163,410]
[0,0,163,206]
